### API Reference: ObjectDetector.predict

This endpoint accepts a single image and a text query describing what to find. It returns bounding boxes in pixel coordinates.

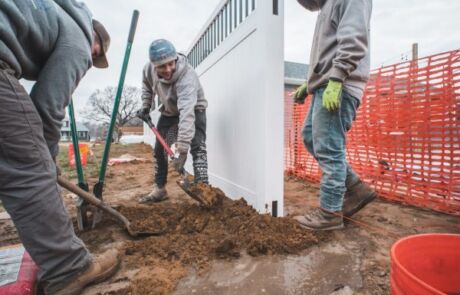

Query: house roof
[285,61,309,86]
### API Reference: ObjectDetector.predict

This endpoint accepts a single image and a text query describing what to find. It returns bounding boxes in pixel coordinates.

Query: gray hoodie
[0,0,92,79]
[142,54,208,148]
[0,0,94,157]
[298,0,372,99]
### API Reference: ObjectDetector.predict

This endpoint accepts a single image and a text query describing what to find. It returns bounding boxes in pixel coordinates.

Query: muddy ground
[1,143,459,295]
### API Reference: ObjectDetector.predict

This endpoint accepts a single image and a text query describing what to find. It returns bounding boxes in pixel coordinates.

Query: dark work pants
[154,109,208,186]
[0,69,90,294]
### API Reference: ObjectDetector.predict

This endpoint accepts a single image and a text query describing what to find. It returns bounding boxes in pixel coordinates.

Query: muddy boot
[294,208,344,231]
[53,249,120,295]
[139,185,168,203]
[342,180,377,218]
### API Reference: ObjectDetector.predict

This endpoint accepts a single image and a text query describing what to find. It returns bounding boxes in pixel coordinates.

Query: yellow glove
[322,80,342,111]
[292,82,308,104]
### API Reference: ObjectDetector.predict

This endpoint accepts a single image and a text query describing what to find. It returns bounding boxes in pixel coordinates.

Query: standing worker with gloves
[0,1,119,294]
[293,0,377,230]
[139,39,209,203]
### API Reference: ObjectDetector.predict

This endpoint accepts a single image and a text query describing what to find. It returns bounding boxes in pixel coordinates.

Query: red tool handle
[149,125,174,157]
[138,113,175,158]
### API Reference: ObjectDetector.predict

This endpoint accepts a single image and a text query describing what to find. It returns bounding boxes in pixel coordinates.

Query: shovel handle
[128,10,140,43]
[149,125,174,158]
[138,114,174,157]
[57,176,130,226]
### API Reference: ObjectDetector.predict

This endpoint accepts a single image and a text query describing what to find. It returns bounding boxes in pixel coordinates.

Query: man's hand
[292,82,308,104]
[322,80,342,111]
[136,106,151,122]
[173,142,189,173]
[172,153,187,173]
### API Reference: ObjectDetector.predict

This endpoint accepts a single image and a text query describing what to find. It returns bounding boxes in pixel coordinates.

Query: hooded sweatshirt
[0,0,92,79]
[0,0,94,157]
[142,54,208,148]
[298,0,372,99]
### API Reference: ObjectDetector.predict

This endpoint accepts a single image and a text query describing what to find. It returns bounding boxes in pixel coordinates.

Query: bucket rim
[391,233,460,295]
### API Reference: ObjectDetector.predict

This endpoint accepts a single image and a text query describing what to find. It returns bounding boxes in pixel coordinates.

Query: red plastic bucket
[0,245,38,295]
[391,234,460,295]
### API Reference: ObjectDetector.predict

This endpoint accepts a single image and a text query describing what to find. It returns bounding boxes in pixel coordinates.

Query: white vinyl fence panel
[186,0,284,216]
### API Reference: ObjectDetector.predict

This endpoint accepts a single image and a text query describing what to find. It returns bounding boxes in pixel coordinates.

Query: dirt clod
[119,206,171,235]
[187,182,225,207]
[215,239,240,258]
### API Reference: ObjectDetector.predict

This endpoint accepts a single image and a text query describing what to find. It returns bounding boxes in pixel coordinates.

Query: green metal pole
[94,10,139,199]
[68,99,88,191]
[69,99,90,230]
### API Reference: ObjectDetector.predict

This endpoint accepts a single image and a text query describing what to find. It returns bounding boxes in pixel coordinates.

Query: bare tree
[83,86,141,141]
[83,121,104,141]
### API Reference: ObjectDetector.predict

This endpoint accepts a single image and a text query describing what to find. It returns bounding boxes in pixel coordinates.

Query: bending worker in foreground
[293,0,377,230]
[0,1,119,294]
[139,39,209,203]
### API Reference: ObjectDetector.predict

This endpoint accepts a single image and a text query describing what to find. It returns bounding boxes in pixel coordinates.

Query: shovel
[138,113,214,207]
[70,10,140,231]
[58,176,163,237]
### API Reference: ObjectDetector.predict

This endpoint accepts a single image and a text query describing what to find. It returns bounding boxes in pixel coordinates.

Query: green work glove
[322,80,342,111]
[292,82,308,104]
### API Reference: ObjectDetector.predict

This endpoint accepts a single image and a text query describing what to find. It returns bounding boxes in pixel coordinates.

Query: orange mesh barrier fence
[285,50,460,215]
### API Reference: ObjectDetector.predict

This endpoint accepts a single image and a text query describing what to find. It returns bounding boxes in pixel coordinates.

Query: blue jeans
[302,87,361,212]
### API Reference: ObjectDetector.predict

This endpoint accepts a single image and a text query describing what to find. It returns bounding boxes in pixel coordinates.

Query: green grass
[57,143,147,181]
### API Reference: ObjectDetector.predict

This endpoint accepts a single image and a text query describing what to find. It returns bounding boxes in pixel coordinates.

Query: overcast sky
[67,0,460,117]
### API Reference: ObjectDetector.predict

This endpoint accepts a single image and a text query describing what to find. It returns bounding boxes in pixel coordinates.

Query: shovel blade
[176,171,208,206]
[176,179,209,207]
[176,173,223,208]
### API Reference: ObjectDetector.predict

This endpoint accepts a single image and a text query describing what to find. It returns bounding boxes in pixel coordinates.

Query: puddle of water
[175,242,362,295]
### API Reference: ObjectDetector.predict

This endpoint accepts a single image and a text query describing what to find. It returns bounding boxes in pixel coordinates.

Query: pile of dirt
[114,196,320,294]
[121,198,319,261]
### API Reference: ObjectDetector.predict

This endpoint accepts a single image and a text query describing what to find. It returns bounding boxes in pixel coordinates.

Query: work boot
[294,208,344,231]
[342,180,377,218]
[139,185,168,203]
[53,249,120,295]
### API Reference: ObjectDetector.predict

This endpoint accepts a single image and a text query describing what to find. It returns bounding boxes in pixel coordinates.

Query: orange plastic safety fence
[285,49,460,215]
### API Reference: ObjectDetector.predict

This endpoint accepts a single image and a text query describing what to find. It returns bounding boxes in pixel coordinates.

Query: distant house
[61,117,90,142]
[284,61,309,93]
[284,61,309,116]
